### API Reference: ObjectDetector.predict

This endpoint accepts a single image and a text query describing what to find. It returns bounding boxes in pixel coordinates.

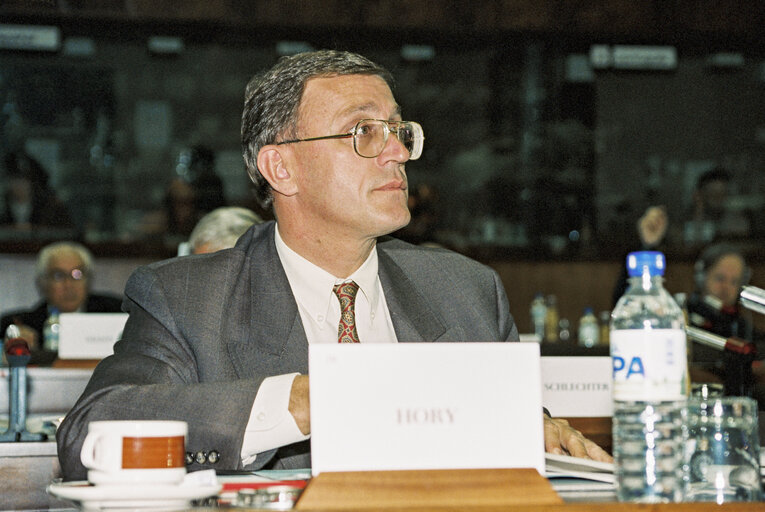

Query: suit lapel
[228,227,456,378]
[378,244,448,342]
[227,222,308,378]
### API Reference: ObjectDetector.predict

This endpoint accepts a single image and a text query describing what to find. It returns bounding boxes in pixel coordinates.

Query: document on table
[544,453,614,485]
[215,470,311,503]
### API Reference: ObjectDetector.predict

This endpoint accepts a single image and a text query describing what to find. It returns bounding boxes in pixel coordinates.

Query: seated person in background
[611,167,749,288]
[188,145,227,216]
[138,177,201,249]
[57,50,610,481]
[683,167,749,247]
[0,241,122,365]
[189,206,262,254]
[612,206,764,400]
[139,148,227,250]
[0,151,73,231]
[687,243,764,398]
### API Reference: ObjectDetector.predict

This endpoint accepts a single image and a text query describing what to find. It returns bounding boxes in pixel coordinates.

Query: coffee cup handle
[80,432,110,471]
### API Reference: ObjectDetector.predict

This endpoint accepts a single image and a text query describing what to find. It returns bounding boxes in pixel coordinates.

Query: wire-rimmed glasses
[277,119,424,160]
[47,269,87,283]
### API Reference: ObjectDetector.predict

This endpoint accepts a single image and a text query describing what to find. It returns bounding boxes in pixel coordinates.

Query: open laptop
[57,312,129,360]
[308,342,544,476]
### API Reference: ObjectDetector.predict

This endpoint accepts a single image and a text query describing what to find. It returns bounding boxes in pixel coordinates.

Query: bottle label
[610,328,687,401]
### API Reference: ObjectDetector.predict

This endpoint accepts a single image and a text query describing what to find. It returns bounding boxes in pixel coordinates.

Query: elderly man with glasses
[1,241,122,365]
[57,50,610,480]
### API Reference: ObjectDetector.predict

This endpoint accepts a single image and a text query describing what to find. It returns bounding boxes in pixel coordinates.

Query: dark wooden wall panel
[2,1,764,43]
[489,260,765,335]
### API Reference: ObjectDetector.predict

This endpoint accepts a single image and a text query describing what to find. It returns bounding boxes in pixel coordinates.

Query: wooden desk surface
[10,417,765,511]
[291,505,765,511]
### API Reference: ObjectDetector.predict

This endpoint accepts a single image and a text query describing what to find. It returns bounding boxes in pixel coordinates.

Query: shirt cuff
[240,373,311,466]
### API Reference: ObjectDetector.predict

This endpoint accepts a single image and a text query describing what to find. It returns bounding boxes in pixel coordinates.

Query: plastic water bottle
[577,307,600,347]
[43,307,60,352]
[544,294,559,342]
[530,293,547,341]
[610,251,688,503]
[599,310,611,346]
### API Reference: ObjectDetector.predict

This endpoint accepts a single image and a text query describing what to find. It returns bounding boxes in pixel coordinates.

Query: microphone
[685,325,756,355]
[683,287,763,399]
[4,327,32,366]
[0,325,45,442]
[684,325,755,398]
[740,285,765,316]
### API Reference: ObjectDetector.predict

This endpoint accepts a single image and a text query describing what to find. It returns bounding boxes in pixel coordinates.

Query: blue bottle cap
[627,251,666,277]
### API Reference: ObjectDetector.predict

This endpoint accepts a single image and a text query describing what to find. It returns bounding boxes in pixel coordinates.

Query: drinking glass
[684,396,762,503]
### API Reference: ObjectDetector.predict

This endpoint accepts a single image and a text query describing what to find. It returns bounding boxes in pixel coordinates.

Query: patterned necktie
[333,281,361,343]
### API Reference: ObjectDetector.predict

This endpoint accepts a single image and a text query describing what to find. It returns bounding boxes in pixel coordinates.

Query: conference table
[6,417,765,512]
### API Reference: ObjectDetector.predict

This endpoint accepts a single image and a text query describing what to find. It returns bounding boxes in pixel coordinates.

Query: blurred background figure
[188,145,226,215]
[137,146,228,250]
[611,205,671,306]
[0,241,122,365]
[613,166,753,304]
[0,151,73,231]
[611,211,765,403]
[683,167,750,247]
[395,183,440,246]
[613,166,752,269]
[187,206,262,255]
[686,243,764,398]
[162,176,200,241]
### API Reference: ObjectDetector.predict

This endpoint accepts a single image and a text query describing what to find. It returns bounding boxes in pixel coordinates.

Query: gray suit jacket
[57,221,518,480]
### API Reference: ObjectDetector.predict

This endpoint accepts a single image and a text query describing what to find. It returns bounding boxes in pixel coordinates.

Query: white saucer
[47,479,221,510]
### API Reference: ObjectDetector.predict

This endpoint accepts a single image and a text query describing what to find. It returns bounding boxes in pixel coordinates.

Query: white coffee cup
[80,420,187,485]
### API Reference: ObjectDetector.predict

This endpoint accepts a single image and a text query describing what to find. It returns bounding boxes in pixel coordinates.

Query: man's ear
[257,145,298,197]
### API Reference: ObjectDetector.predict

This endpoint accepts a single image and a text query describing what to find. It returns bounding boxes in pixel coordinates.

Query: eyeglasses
[277,119,424,160]
[48,269,87,283]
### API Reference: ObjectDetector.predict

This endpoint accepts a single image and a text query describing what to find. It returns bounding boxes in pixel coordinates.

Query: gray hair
[189,206,262,253]
[35,241,94,282]
[241,50,395,208]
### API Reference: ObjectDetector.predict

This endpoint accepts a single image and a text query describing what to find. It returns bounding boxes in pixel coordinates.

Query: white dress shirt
[240,225,398,465]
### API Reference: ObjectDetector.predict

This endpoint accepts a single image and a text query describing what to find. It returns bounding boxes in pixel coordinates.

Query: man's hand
[288,375,310,435]
[543,415,613,463]
[637,206,668,248]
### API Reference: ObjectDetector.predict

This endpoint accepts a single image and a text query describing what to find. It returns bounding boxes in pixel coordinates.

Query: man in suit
[1,241,122,365]
[57,50,610,480]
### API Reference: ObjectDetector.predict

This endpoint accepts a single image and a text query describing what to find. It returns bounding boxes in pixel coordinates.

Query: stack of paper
[545,454,614,493]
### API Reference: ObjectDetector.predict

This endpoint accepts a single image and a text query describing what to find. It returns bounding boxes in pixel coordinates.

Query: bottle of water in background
[558,317,571,342]
[598,310,611,346]
[610,251,688,503]
[544,294,559,343]
[530,293,547,342]
[43,307,60,352]
[578,307,600,347]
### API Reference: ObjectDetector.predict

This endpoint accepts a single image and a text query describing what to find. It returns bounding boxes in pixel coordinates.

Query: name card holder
[295,468,563,510]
